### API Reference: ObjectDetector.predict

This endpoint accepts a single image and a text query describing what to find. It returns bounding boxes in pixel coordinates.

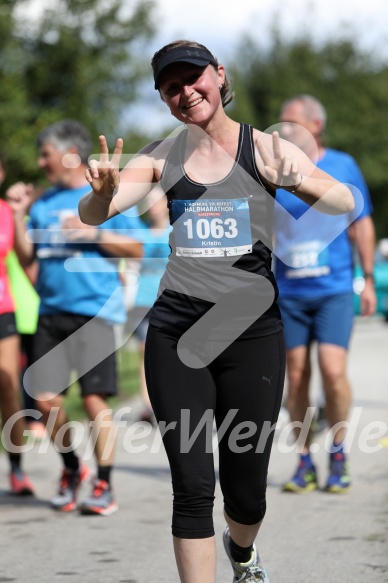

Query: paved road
[1,317,387,582]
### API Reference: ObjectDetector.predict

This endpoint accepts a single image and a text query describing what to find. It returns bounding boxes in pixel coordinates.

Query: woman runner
[79,40,354,583]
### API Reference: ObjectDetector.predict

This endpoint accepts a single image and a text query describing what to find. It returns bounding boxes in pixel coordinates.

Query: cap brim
[154,53,217,89]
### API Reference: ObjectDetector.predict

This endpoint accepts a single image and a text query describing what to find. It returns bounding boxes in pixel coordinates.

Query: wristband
[289,173,304,194]
[364,272,375,282]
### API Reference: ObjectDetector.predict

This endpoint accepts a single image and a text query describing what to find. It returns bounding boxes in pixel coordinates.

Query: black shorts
[0,312,17,340]
[28,313,117,398]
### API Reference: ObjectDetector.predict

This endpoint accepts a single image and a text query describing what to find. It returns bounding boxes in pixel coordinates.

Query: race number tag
[170,198,252,258]
[284,241,330,278]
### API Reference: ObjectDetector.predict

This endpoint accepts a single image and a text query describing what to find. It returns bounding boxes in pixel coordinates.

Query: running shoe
[79,479,118,516]
[223,527,270,583]
[9,468,34,496]
[282,458,318,493]
[325,452,351,493]
[51,465,90,512]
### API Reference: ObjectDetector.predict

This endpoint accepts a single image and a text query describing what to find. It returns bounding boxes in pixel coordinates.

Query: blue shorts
[278,293,354,350]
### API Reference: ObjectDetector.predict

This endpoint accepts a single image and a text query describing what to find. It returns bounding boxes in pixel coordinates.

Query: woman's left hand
[255,131,301,190]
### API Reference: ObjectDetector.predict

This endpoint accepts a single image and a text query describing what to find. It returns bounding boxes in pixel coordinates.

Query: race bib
[170,198,252,258]
[284,241,330,278]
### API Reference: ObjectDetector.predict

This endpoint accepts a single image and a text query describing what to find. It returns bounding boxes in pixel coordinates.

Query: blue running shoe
[325,452,351,493]
[282,457,318,493]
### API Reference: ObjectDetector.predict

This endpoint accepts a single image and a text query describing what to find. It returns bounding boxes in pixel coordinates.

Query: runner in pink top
[0,199,16,315]
[0,157,34,496]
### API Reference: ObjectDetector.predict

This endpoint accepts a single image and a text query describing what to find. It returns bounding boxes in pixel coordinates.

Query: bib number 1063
[183,218,238,240]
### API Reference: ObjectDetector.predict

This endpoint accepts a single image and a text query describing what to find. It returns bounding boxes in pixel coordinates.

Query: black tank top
[149,123,283,340]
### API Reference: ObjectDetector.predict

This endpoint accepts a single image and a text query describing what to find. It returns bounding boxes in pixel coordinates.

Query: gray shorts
[27,313,117,398]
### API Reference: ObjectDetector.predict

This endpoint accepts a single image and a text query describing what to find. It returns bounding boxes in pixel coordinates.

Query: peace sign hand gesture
[255,131,303,191]
[85,135,123,201]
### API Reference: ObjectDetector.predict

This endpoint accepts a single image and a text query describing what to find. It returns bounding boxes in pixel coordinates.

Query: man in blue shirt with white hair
[7,120,143,515]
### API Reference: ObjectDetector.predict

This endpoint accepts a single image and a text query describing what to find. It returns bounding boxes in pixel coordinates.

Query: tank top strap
[238,124,268,191]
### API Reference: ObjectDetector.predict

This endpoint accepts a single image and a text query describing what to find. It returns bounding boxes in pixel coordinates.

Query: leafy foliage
[0,0,156,187]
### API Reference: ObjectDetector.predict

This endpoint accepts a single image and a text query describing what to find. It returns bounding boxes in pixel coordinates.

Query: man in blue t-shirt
[274,95,376,494]
[7,120,143,515]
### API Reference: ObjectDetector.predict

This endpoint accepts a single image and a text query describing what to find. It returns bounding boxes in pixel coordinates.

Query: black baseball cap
[153,46,218,90]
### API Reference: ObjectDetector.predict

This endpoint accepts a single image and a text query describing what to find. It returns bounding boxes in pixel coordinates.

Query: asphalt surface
[1,316,387,582]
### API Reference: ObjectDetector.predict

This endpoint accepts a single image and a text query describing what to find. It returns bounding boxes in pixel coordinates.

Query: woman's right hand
[85,135,123,200]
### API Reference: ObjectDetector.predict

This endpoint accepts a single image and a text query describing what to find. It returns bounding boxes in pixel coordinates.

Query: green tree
[228,32,388,238]
[0,0,156,187]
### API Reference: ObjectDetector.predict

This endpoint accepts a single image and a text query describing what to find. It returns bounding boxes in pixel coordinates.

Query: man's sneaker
[325,452,351,493]
[223,527,270,583]
[10,468,34,496]
[282,458,318,493]
[51,465,90,512]
[79,479,118,516]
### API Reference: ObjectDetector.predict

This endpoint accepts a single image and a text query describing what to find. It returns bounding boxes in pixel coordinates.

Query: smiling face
[159,62,225,125]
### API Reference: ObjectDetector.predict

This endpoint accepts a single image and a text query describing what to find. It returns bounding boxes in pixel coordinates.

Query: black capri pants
[145,324,285,539]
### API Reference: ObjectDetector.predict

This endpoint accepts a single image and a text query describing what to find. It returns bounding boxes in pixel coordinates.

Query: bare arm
[254,131,355,215]
[5,183,35,267]
[24,261,39,285]
[95,230,143,258]
[78,136,156,226]
[62,215,143,259]
[351,215,376,316]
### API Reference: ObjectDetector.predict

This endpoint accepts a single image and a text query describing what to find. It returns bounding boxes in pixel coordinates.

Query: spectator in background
[274,95,376,494]
[6,120,142,515]
[128,187,171,424]
[0,152,34,495]
[6,250,46,439]
[5,183,46,439]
